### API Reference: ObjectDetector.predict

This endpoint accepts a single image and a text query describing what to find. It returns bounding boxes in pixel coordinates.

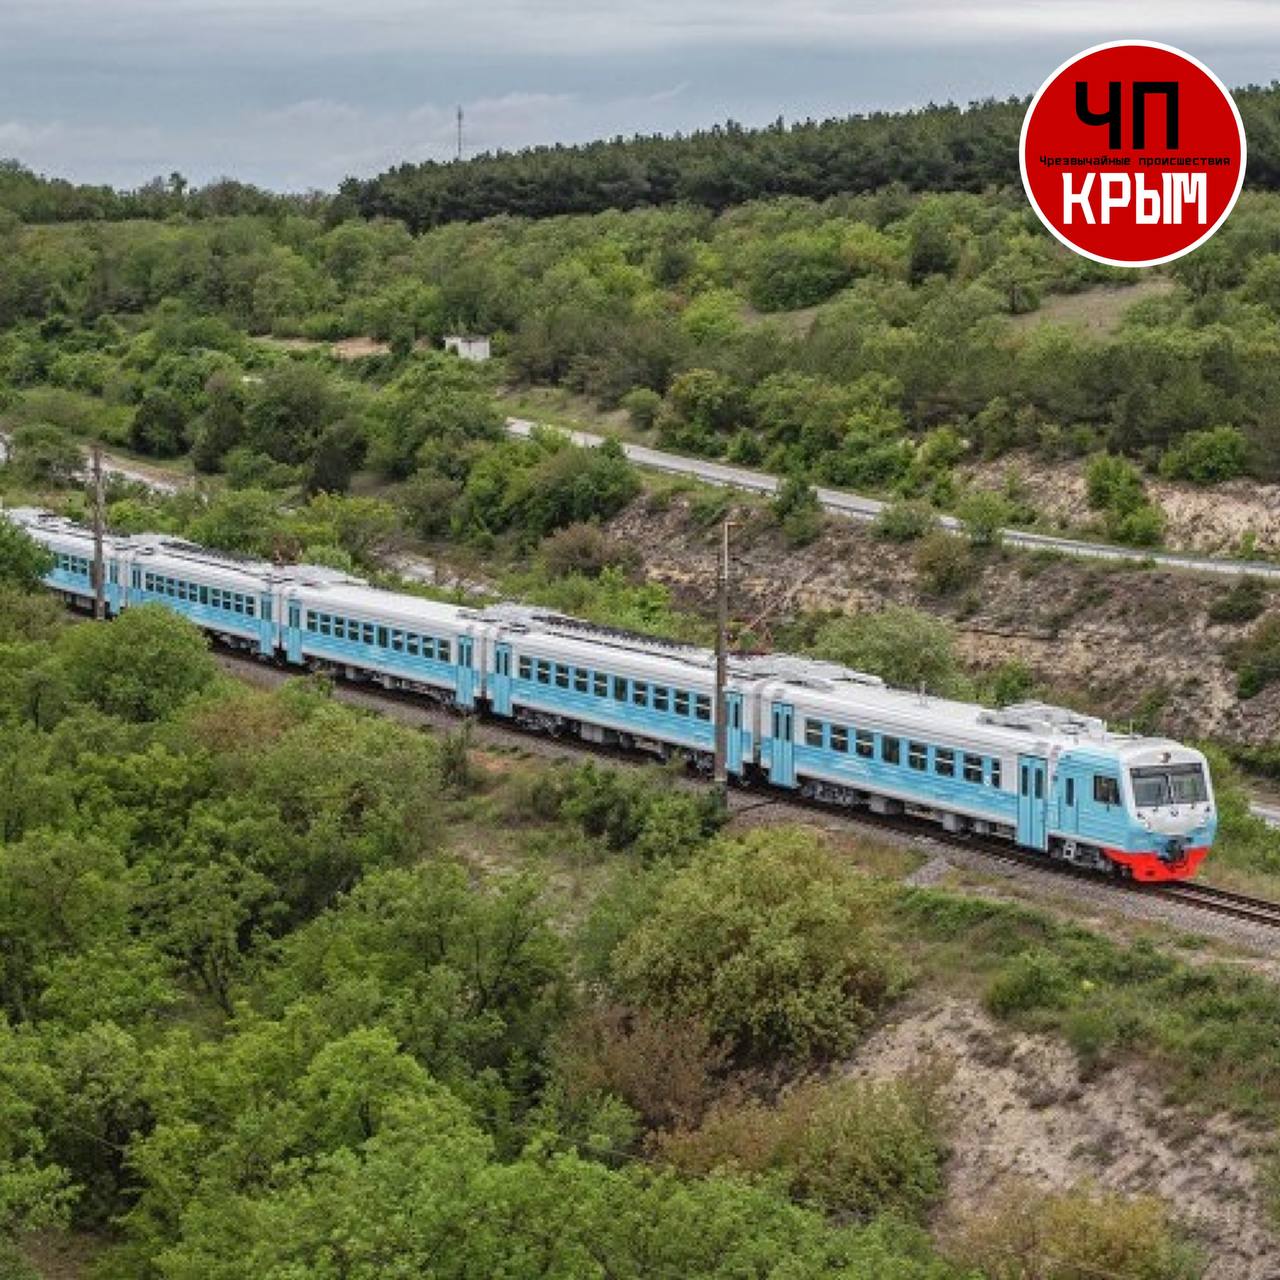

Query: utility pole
[90,441,106,620]
[713,516,732,799]
[456,105,464,161]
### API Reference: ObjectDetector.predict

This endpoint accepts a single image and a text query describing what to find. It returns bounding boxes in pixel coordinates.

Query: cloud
[3,1,1280,188]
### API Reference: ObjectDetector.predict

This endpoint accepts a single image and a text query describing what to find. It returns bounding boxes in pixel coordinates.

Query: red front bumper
[1103,845,1210,882]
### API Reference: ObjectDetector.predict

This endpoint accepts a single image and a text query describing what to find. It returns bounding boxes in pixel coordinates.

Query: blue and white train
[9,507,1216,882]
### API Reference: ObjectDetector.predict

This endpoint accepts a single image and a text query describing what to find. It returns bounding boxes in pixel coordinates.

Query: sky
[4,0,1280,191]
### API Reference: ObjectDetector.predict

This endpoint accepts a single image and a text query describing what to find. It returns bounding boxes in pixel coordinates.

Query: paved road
[1251,802,1280,830]
[507,416,1280,582]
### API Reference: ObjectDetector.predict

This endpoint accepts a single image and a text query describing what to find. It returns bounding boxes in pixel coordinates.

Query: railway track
[1146,881,1280,930]
[212,647,1280,937]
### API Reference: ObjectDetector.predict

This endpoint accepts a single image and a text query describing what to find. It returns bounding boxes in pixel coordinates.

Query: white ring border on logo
[1018,39,1247,268]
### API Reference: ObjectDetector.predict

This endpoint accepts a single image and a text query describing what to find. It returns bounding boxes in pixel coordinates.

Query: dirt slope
[849,997,1278,1280]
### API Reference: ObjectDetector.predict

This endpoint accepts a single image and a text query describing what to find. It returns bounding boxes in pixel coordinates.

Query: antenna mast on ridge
[456,105,464,160]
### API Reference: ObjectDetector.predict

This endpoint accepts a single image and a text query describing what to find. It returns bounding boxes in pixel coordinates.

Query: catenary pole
[91,442,105,621]
[713,516,731,798]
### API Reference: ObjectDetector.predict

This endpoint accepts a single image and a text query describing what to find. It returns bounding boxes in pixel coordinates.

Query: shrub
[656,1075,946,1221]
[0,521,53,591]
[56,605,217,723]
[1086,453,1146,515]
[772,474,825,547]
[612,829,907,1060]
[809,607,962,695]
[1159,426,1250,485]
[539,523,636,579]
[1207,576,1268,625]
[914,531,975,595]
[984,949,1073,1016]
[620,387,663,431]
[1229,614,1280,698]
[557,763,724,861]
[1106,500,1165,547]
[956,489,1010,548]
[950,1181,1203,1280]
[875,499,938,543]
[551,1006,729,1132]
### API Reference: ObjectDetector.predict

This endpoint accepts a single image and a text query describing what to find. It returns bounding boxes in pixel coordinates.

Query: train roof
[482,604,889,687]
[780,678,1183,759]
[4,506,132,550]
[291,578,474,629]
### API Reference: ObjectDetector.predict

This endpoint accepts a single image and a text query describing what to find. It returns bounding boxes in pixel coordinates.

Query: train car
[770,682,1214,881]
[6,507,129,613]
[126,537,281,656]
[281,577,489,710]
[480,606,756,772]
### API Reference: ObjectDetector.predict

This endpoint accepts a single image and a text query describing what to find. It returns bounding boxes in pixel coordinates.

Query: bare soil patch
[1008,276,1175,336]
[848,996,1278,1280]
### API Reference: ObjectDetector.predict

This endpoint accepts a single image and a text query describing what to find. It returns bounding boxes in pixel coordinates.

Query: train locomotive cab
[1100,744,1216,881]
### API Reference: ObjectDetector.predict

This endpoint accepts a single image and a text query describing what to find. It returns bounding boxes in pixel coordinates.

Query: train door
[456,636,476,709]
[769,701,796,787]
[491,642,513,717]
[285,598,302,665]
[257,591,275,657]
[1059,770,1080,836]
[726,690,745,775]
[1017,755,1048,851]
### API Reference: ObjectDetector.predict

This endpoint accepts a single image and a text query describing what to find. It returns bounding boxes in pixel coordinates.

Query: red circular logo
[1020,41,1246,267]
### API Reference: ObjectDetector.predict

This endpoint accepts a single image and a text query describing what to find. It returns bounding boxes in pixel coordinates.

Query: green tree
[56,605,217,722]
[1159,425,1251,485]
[613,830,906,1060]
[0,522,53,591]
[809,606,962,694]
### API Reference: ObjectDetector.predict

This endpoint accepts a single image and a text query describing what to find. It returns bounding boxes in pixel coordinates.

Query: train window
[390,631,404,652]
[963,753,983,783]
[1066,778,1076,806]
[593,673,608,698]
[990,760,1002,789]
[695,694,712,721]
[1094,776,1120,806]
[882,736,901,765]
[614,676,628,702]
[855,730,874,758]
[439,640,453,663]
[935,748,955,777]
[805,721,824,748]
[653,686,670,712]
[364,623,377,645]
[631,681,647,706]
[908,741,928,771]
[197,585,208,604]
[1034,770,1044,800]
[518,656,532,679]
[830,725,849,753]
[537,660,552,684]
[555,665,570,689]
[574,668,589,693]
[377,627,389,648]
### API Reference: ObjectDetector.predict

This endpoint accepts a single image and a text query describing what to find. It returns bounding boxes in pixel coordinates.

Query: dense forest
[7,82,1280,230]
[6,179,1280,561]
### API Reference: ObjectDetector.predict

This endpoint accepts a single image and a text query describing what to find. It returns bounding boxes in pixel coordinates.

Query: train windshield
[1130,763,1209,808]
